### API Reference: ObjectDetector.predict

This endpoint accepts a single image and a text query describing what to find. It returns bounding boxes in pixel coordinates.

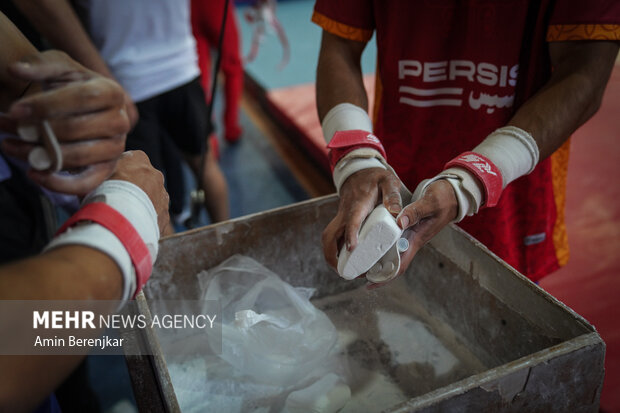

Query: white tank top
[74,0,200,102]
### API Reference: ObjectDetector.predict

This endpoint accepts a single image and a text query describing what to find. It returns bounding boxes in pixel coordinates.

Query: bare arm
[0,150,169,412]
[0,247,121,413]
[316,31,369,121]
[509,40,619,160]
[0,12,38,110]
[11,0,113,77]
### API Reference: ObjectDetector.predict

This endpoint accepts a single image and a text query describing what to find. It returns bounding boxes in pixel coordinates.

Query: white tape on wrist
[473,126,539,188]
[321,103,373,143]
[415,126,539,222]
[45,224,137,302]
[44,180,159,303]
[323,103,384,192]
[83,180,160,261]
[333,148,386,193]
[413,167,484,223]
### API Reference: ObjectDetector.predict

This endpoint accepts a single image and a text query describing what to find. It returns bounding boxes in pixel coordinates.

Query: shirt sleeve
[312,0,375,42]
[547,0,620,41]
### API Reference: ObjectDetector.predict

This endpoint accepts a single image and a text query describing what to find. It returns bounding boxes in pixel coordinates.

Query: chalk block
[337,205,402,280]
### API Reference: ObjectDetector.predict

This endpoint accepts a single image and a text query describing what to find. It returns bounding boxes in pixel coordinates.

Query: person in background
[192,0,244,145]
[313,1,620,282]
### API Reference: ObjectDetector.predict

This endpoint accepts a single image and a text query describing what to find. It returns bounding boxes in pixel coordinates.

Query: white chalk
[285,373,351,413]
[337,205,402,280]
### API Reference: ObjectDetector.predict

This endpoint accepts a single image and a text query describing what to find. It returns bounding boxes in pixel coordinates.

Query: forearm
[0,12,38,110]
[508,40,619,160]
[12,0,113,78]
[0,246,121,412]
[0,246,122,300]
[316,31,369,121]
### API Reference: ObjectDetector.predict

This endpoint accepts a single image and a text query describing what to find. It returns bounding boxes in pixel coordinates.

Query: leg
[162,78,230,223]
[186,148,229,222]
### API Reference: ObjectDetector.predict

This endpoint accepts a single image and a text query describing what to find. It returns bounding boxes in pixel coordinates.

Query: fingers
[8,77,125,121]
[27,162,116,196]
[45,107,130,142]
[394,180,459,275]
[342,200,374,251]
[322,217,345,269]
[380,173,403,215]
[7,51,87,84]
[2,135,125,171]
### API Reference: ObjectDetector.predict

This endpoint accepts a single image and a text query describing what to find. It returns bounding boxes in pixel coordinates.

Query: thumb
[396,196,434,230]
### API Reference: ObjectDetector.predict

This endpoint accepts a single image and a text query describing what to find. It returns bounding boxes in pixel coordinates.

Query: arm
[11,0,113,77]
[0,150,169,413]
[0,12,38,110]
[0,247,121,413]
[509,40,619,159]
[12,0,138,125]
[396,40,620,274]
[316,31,368,120]
[317,31,405,269]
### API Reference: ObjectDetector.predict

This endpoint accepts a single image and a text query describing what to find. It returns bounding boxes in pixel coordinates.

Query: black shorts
[126,77,212,215]
[126,77,212,165]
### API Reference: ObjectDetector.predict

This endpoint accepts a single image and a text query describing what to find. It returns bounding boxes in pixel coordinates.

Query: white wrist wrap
[46,224,136,302]
[83,180,159,261]
[414,126,538,222]
[321,103,373,144]
[44,180,159,303]
[332,148,387,194]
[322,103,384,192]
[413,167,484,223]
[473,126,539,188]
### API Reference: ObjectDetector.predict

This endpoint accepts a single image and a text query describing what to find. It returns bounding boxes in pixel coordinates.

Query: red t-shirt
[313,0,620,281]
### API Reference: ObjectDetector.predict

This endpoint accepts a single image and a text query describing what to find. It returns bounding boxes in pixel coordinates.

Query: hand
[395,179,458,275]
[109,151,171,236]
[322,167,403,270]
[0,50,130,195]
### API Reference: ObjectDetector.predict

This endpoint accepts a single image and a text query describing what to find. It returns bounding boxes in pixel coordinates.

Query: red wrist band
[444,152,503,207]
[56,202,152,297]
[327,130,387,172]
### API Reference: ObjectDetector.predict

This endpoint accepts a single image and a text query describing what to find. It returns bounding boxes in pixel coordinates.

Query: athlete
[313,1,620,281]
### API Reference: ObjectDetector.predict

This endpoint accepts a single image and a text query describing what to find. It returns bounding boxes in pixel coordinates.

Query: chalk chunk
[337,205,402,280]
[285,373,351,413]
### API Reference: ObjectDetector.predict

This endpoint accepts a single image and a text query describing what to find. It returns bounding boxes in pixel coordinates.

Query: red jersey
[313,0,620,281]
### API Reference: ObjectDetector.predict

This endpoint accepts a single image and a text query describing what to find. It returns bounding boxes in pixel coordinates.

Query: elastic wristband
[445,152,503,207]
[327,130,387,171]
[56,202,152,297]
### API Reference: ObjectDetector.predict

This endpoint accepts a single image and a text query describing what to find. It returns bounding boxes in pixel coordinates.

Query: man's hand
[109,151,171,236]
[396,179,458,275]
[322,167,403,269]
[0,50,130,195]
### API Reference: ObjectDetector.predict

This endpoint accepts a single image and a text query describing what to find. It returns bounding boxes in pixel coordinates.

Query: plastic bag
[198,255,338,387]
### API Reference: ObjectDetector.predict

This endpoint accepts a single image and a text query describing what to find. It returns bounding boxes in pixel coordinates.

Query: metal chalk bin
[124,195,604,412]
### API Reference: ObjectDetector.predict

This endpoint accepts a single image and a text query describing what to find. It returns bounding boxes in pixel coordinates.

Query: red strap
[327,130,387,172]
[445,152,503,208]
[56,202,152,298]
